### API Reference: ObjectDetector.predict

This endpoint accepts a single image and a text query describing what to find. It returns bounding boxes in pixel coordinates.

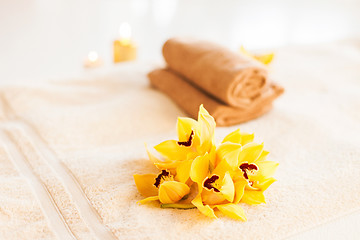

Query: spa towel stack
[149,38,284,126]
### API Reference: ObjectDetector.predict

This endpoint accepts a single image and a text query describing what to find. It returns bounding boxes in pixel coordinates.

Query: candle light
[113,22,137,63]
[84,51,103,68]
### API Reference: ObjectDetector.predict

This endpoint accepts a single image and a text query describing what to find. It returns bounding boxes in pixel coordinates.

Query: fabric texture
[0,40,360,240]
[156,38,284,126]
[162,38,270,107]
[149,68,283,126]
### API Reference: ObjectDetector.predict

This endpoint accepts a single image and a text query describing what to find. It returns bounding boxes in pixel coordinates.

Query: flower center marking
[154,170,173,188]
[239,163,258,180]
[203,175,220,192]
[177,131,194,147]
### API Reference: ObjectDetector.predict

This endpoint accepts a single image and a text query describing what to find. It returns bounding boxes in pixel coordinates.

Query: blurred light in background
[0,0,359,81]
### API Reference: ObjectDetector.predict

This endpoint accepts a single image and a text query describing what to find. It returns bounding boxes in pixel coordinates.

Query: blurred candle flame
[84,51,102,68]
[88,51,99,62]
[119,22,132,44]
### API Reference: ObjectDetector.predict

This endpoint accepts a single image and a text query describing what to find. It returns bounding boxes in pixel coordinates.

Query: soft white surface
[0,40,359,239]
[289,210,360,240]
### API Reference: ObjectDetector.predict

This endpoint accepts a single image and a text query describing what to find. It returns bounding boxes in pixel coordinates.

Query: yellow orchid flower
[154,104,215,160]
[239,45,274,65]
[134,105,278,220]
[189,132,278,219]
[189,153,247,221]
[221,129,254,145]
[134,169,190,204]
[214,129,254,169]
[147,105,216,183]
[229,142,278,205]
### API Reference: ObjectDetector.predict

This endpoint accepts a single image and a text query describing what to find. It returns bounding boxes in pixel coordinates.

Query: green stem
[160,203,196,209]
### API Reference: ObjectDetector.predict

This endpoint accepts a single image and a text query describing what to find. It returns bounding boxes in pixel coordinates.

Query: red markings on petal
[239,163,258,180]
[154,170,171,188]
[178,131,194,147]
[203,175,220,192]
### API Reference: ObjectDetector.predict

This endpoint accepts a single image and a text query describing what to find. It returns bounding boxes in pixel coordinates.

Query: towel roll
[162,38,268,108]
[148,68,284,126]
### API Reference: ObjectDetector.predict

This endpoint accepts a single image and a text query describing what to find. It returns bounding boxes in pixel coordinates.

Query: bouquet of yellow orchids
[134,105,278,221]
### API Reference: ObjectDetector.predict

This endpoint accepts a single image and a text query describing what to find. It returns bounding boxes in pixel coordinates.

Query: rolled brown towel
[149,68,284,126]
[162,38,269,108]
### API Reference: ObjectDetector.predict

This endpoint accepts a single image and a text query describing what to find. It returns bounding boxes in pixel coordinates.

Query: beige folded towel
[149,68,284,126]
[162,38,271,107]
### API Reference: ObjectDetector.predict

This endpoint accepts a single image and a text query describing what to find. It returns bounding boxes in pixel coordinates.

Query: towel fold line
[149,68,283,126]
[162,38,272,108]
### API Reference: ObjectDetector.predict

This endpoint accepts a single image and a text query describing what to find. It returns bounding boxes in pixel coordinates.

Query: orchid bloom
[147,105,216,183]
[235,144,278,205]
[189,129,278,220]
[134,169,190,204]
[134,105,278,220]
[218,129,279,205]
[190,153,247,220]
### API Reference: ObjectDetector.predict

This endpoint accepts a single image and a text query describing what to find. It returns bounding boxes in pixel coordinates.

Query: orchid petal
[245,183,259,191]
[222,129,241,144]
[216,203,247,221]
[146,144,179,169]
[216,142,242,169]
[154,140,190,160]
[256,161,279,180]
[201,191,226,205]
[254,177,276,191]
[239,133,255,146]
[254,53,274,65]
[240,45,274,65]
[219,172,235,203]
[175,159,193,183]
[212,159,232,178]
[241,191,266,205]
[190,154,210,184]
[146,144,163,164]
[208,145,217,172]
[201,186,227,205]
[154,160,181,170]
[238,142,264,164]
[222,129,254,146]
[254,150,270,163]
[196,104,215,154]
[186,151,199,161]
[158,181,190,204]
[233,179,247,204]
[137,196,159,204]
[133,174,158,197]
[192,193,217,219]
[177,117,198,142]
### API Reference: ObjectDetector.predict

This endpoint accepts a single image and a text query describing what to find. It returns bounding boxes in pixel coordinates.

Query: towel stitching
[0,93,116,240]
[0,130,76,240]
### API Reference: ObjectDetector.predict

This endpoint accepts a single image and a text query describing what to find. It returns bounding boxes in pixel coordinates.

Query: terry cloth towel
[0,40,360,240]
[149,68,283,126]
[162,38,280,108]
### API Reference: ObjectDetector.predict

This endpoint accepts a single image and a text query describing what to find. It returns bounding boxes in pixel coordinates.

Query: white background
[0,0,360,82]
